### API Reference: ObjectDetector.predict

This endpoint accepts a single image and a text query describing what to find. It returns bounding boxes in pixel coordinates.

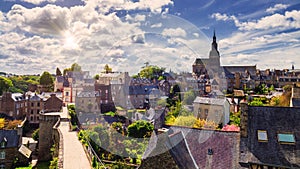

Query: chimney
[240,100,248,138]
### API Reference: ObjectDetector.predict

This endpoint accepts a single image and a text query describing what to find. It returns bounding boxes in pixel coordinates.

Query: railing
[85,139,107,169]
[53,118,64,169]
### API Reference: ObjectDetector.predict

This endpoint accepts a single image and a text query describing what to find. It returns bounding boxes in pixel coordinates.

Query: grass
[32,161,50,169]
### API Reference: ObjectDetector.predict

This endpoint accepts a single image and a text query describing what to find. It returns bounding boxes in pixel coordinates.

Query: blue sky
[0,0,300,74]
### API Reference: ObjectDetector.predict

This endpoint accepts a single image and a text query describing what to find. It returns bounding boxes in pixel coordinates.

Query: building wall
[193,102,229,126]
[38,113,60,162]
[44,94,63,112]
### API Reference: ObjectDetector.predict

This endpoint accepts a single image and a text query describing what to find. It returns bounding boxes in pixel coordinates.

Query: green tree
[173,115,197,127]
[103,64,112,73]
[39,71,54,86]
[56,67,62,76]
[0,76,13,95]
[137,65,165,79]
[127,120,154,138]
[94,74,100,80]
[183,90,196,105]
[71,63,82,72]
[249,98,264,106]
[32,128,39,141]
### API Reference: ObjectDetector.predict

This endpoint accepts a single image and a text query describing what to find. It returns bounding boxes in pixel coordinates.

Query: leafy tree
[56,67,62,76]
[94,74,100,80]
[173,115,197,127]
[63,68,72,76]
[71,63,82,72]
[127,120,154,138]
[248,98,264,106]
[229,111,241,126]
[0,76,13,95]
[32,128,39,141]
[39,71,54,86]
[103,64,112,73]
[254,84,268,94]
[183,90,196,105]
[136,65,165,80]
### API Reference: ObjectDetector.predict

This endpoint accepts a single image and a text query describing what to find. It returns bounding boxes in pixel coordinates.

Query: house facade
[193,96,230,126]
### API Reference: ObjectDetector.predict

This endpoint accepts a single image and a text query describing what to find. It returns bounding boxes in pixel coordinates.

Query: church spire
[212,29,218,51]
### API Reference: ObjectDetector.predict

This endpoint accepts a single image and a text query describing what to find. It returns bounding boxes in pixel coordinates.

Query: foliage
[183,90,196,105]
[63,63,82,75]
[7,75,39,93]
[105,111,116,117]
[278,90,292,107]
[5,120,22,129]
[229,111,241,126]
[39,71,54,87]
[0,118,22,129]
[135,65,165,80]
[283,85,292,92]
[270,96,280,106]
[248,98,264,106]
[171,116,218,130]
[49,157,58,169]
[268,85,275,92]
[68,105,78,126]
[165,115,176,125]
[170,84,181,102]
[0,76,13,95]
[94,74,100,80]
[156,98,167,107]
[173,116,197,127]
[127,120,154,138]
[254,84,269,94]
[0,118,5,129]
[32,128,39,141]
[103,64,113,73]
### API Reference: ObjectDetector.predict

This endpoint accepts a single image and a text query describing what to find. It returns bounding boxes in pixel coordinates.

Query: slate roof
[140,131,198,169]
[240,106,300,168]
[193,96,226,106]
[168,126,240,169]
[0,130,19,148]
[56,76,65,83]
[129,85,158,95]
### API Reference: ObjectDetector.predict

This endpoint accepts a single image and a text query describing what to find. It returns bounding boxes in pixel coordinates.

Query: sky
[0,0,300,75]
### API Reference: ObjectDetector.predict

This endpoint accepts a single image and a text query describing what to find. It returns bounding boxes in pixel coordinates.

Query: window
[31,102,34,107]
[0,151,5,159]
[0,141,5,148]
[278,133,295,144]
[204,109,208,117]
[66,92,69,96]
[257,130,268,142]
[37,102,40,107]
[31,110,34,114]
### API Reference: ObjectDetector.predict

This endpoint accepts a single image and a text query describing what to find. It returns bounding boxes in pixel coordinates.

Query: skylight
[278,133,295,144]
[257,130,268,142]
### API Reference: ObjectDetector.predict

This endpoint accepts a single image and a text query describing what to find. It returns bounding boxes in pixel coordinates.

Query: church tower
[209,30,220,67]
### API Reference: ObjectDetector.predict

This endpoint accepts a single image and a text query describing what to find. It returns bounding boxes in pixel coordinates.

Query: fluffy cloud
[162,27,187,37]
[266,4,289,14]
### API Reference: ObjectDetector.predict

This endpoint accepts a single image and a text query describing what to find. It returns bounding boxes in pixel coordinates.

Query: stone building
[193,96,230,126]
[0,128,30,168]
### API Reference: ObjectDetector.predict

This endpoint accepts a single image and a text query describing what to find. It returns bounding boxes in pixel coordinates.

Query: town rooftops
[11,93,25,101]
[193,96,227,106]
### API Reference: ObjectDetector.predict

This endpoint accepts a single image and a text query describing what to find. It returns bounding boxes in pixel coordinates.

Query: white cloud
[21,0,57,5]
[266,4,289,14]
[162,27,187,37]
[151,23,162,28]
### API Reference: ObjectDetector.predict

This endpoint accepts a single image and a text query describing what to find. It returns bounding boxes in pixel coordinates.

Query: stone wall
[38,113,60,161]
